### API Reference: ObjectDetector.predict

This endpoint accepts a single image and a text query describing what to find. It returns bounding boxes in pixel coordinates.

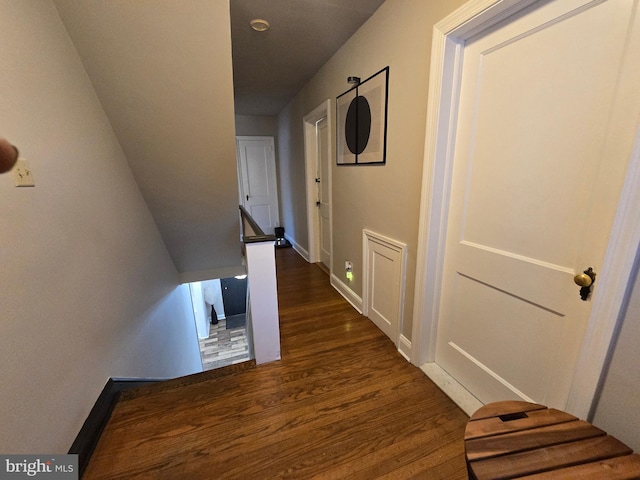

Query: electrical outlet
[12,158,35,187]
[345,261,353,281]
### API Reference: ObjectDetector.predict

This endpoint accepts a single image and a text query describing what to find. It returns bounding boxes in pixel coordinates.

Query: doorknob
[574,267,596,301]
[573,272,593,288]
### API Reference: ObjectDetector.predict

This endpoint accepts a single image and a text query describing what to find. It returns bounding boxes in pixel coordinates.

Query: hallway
[83,248,469,479]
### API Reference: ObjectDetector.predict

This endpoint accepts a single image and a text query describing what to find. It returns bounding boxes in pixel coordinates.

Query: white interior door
[317,117,331,268]
[237,137,279,235]
[304,101,332,266]
[436,0,640,409]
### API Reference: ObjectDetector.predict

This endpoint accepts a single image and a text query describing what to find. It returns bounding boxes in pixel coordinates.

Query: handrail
[239,205,276,243]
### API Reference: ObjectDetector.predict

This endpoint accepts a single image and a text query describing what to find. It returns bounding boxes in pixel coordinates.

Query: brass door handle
[574,267,596,300]
[573,273,593,288]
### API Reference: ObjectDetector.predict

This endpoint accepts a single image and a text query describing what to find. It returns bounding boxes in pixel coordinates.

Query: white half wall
[246,242,281,364]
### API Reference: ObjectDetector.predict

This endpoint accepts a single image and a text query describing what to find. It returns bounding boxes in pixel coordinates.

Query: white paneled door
[304,100,333,267]
[436,0,640,408]
[237,137,279,235]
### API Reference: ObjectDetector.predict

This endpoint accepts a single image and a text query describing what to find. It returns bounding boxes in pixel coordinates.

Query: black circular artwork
[345,95,371,155]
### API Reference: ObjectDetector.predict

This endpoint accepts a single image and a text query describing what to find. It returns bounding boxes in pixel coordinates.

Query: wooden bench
[464,401,640,479]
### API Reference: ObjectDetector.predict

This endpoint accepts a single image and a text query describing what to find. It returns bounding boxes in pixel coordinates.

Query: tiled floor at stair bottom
[198,318,249,370]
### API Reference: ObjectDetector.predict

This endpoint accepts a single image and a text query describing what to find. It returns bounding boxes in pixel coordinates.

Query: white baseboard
[420,362,483,416]
[330,273,363,313]
[398,335,411,362]
[285,234,310,262]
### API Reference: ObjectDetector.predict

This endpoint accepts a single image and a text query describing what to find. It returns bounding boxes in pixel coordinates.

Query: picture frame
[336,66,389,165]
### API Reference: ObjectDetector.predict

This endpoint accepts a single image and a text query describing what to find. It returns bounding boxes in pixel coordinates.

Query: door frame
[303,99,333,266]
[411,0,640,419]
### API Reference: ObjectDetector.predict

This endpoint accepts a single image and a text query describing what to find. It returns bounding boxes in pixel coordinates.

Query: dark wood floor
[84,248,469,479]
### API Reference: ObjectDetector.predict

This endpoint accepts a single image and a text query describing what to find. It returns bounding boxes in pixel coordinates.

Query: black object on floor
[211,304,218,325]
[226,314,246,330]
[275,226,291,248]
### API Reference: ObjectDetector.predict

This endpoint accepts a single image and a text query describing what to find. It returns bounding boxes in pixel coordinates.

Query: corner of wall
[285,233,310,262]
[330,273,363,313]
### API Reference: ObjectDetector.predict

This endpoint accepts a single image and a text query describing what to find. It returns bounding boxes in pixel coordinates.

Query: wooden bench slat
[465,408,577,440]
[470,435,633,480]
[515,453,640,480]
[465,420,605,461]
[468,401,547,421]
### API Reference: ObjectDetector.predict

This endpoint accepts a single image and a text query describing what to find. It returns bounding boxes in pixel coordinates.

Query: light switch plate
[13,158,35,187]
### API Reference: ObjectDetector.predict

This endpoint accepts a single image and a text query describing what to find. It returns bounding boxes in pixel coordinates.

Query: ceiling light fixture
[250,19,270,32]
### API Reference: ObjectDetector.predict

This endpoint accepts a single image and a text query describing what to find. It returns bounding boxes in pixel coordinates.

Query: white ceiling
[231,0,385,116]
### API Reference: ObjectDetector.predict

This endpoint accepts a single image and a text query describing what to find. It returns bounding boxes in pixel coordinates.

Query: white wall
[277,0,466,339]
[202,279,226,321]
[54,0,242,280]
[592,257,640,451]
[189,282,209,340]
[0,1,202,453]
[235,115,279,138]
[190,278,226,338]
